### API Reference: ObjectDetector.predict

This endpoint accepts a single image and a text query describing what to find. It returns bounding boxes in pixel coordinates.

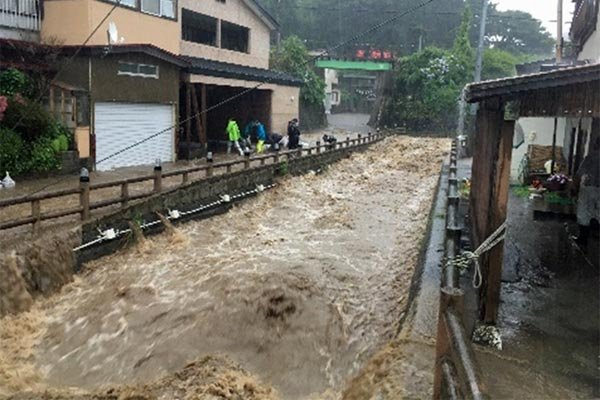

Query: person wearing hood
[287,118,301,150]
[226,117,244,156]
[255,120,267,153]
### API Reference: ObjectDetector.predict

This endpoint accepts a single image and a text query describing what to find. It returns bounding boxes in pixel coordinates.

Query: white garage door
[94,102,174,171]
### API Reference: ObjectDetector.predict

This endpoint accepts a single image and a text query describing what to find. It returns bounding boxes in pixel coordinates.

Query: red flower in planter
[0,96,7,121]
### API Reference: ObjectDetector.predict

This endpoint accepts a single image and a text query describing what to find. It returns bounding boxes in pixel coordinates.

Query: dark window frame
[181,8,218,47]
[221,20,250,53]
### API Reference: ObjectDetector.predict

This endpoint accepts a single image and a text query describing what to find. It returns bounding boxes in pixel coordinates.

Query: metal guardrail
[0,132,385,235]
[433,139,489,400]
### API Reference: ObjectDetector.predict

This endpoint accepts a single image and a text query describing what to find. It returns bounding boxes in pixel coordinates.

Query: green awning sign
[315,59,393,71]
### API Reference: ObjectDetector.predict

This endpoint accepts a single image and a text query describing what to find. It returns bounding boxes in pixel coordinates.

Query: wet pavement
[477,191,600,399]
[0,134,450,399]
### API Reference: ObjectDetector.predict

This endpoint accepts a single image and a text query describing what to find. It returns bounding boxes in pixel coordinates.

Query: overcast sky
[493,0,575,38]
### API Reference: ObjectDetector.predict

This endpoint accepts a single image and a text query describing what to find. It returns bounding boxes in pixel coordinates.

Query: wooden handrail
[0,132,386,234]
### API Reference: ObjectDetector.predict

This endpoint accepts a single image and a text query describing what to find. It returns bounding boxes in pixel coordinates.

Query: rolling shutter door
[94,102,174,171]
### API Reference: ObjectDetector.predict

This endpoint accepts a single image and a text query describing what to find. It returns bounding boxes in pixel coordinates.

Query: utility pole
[418,34,423,52]
[556,0,563,62]
[459,0,489,135]
[473,0,489,84]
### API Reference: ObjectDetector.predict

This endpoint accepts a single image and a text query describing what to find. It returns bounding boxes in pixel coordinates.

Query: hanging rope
[446,221,507,288]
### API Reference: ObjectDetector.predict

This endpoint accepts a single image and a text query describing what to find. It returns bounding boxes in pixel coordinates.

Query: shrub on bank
[0,69,70,176]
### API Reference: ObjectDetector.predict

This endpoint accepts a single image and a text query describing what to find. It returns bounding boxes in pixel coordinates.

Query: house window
[118,62,159,78]
[141,0,160,15]
[221,21,249,53]
[107,0,175,18]
[182,8,217,47]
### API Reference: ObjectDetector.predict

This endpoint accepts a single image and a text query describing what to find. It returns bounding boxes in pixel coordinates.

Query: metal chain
[445,221,507,288]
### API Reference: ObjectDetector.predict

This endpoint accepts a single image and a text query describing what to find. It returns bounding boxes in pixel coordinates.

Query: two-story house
[1,0,301,170]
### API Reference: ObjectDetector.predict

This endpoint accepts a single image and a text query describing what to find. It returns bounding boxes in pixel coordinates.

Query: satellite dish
[107,22,119,45]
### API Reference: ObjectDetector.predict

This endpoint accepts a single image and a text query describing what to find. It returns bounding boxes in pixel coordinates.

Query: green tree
[481,48,518,80]
[383,47,470,132]
[270,35,325,106]
[453,4,475,65]
[467,1,554,56]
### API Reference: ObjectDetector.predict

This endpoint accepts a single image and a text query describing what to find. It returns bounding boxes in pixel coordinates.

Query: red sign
[354,48,393,61]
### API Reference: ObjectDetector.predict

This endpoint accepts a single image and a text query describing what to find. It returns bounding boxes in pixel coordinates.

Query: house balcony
[0,0,41,41]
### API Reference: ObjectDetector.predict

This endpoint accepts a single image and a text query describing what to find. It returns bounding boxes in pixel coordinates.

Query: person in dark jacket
[287,118,301,149]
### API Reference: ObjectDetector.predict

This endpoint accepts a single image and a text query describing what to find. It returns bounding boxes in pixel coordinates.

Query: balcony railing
[0,0,41,31]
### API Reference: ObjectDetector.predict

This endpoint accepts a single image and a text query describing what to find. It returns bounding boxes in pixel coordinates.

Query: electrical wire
[15,0,438,198]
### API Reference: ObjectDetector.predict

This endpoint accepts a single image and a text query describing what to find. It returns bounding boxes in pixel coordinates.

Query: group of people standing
[225,117,301,156]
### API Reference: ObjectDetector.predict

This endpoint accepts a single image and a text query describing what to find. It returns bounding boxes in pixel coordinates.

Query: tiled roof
[59,43,188,67]
[182,56,303,87]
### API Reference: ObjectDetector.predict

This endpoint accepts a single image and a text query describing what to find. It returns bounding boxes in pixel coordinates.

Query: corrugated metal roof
[465,63,600,103]
[182,56,303,87]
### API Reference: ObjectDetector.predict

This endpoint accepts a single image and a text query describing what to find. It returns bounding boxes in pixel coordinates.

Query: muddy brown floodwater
[0,136,449,400]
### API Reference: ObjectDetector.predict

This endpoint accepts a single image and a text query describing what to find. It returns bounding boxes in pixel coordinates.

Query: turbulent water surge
[0,136,449,399]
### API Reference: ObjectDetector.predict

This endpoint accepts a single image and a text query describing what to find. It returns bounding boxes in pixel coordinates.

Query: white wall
[511,117,566,182]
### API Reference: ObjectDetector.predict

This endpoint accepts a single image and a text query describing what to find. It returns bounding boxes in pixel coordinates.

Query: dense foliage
[381,7,474,132]
[261,0,554,58]
[0,68,69,175]
[270,36,325,106]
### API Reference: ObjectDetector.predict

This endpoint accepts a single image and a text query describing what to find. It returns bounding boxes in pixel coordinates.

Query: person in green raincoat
[226,117,244,156]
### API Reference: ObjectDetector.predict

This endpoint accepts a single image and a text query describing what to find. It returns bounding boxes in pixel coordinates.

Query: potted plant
[545,173,568,192]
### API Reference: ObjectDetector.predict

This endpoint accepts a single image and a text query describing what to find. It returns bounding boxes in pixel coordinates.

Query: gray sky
[493,0,575,38]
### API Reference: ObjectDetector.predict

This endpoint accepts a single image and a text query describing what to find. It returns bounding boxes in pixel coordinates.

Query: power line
[20,0,439,198]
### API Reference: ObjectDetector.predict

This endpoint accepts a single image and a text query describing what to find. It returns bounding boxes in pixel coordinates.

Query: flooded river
[0,136,449,399]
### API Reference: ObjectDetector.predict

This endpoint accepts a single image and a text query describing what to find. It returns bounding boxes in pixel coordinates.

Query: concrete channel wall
[77,137,384,266]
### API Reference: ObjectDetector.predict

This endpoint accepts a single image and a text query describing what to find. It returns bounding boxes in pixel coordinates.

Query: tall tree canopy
[260,0,554,58]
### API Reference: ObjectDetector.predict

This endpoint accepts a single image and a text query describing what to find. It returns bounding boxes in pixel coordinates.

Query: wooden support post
[60,89,65,124]
[31,199,41,236]
[79,179,90,221]
[260,157,266,165]
[200,84,208,149]
[244,157,250,169]
[190,84,203,146]
[482,120,513,324]
[49,86,55,114]
[550,117,558,174]
[185,84,192,159]
[316,141,321,153]
[153,164,162,193]
[207,164,213,177]
[121,182,129,208]
[182,172,189,185]
[346,136,350,148]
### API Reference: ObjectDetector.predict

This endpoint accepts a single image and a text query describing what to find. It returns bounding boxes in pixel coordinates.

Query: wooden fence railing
[433,139,489,400]
[0,132,384,235]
